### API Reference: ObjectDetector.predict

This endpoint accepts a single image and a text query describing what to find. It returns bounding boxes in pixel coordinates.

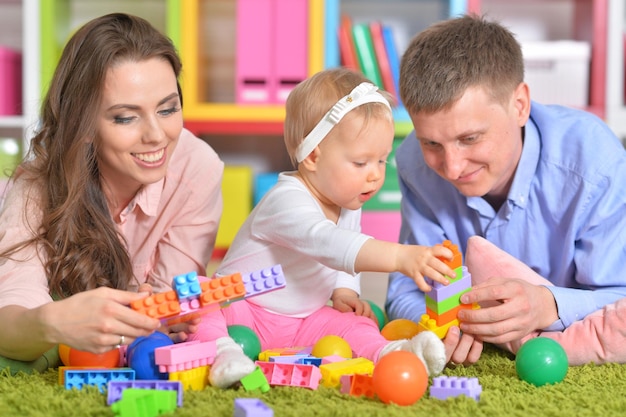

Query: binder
[369,21,396,99]
[235,0,272,104]
[352,23,383,88]
[273,0,308,103]
[338,15,359,70]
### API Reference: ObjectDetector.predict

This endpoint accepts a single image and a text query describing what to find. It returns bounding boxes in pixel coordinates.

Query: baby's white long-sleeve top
[217,172,372,317]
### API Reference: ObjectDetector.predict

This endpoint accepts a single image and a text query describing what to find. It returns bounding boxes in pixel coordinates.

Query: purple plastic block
[234,398,274,417]
[106,380,183,406]
[64,369,135,392]
[430,376,482,401]
[154,340,216,372]
[242,265,286,298]
[426,268,472,302]
[269,354,309,364]
[172,271,201,301]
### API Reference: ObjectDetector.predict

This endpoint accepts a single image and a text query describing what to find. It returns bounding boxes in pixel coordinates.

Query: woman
[0,13,224,373]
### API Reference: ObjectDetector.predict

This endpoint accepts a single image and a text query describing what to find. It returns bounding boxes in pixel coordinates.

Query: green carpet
[1,344,626,417]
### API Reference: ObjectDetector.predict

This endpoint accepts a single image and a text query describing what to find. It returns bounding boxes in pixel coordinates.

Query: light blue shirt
[386,102,626,331]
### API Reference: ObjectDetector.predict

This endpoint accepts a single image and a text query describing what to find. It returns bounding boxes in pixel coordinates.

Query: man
[387,14,626,365]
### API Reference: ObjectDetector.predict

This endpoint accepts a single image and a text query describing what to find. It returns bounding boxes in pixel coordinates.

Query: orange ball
[372,351,428,406]
[380,319,421,340]
[58,344,120,368]
[311,335,352,359]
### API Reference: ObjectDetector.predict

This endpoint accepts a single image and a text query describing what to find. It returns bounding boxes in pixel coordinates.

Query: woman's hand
[40,287,161,354]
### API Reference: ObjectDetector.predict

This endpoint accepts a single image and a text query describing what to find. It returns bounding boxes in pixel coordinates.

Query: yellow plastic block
[417,313,459,339]
[215,166,253,249]
[169,365,210,391]
[319,357,374,388]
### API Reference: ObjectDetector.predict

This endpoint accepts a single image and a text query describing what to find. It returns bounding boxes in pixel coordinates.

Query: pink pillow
[465,235,551,287]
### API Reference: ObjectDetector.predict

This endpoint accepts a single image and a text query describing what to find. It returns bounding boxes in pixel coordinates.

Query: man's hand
[457,278,558,344]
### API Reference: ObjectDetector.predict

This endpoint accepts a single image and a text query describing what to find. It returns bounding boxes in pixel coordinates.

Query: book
[338,15,359,70]
[352,23,383,88]
[369,20,397,99]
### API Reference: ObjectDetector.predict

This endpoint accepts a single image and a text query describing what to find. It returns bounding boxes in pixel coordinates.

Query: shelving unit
[1,0,624,200]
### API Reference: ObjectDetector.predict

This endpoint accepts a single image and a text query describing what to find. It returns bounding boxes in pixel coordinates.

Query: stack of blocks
[418,240,477,338]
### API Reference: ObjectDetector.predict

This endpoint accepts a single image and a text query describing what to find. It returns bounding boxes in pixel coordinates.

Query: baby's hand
[330,288,377,324]
[398,244,457,292]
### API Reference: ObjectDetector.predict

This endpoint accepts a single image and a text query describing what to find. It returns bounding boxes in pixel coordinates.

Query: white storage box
[521,41,591,108]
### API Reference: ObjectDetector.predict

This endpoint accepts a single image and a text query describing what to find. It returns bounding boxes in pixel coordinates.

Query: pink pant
[188,300,388,362]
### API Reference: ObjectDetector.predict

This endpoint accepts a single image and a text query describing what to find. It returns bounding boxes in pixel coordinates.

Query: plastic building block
[430,376,482,401]
[240,366,271,393]
[130,291,180,320]
[234,398,274,417]
[172,271,201,301]
[268,354,309,364]
[426,268,472,302]
[111,388,177,417]
[417,313,459,339]
[107,380,183,407]
[298,357,322,367]
[154,340,216,373]
[258,347,309,362]
[340,373,375,398]
[64,368,135,392]
[256,361,321,390]
[438,240,462,270]
[58,366,105,385]
[168,365,209,391]
[136,265,286,327]
[427,303,476,327]
[200,273,247,306]
[242,265,286,298]
[319,357,374,388]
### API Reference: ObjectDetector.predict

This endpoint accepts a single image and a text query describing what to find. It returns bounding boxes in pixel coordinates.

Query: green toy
[515,337,568,386]
[228,324,262,361]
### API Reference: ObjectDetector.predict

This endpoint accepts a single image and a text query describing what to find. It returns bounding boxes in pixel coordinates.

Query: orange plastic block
[341,373,376,398]
[426,303,475,327]
[130,291,181,319]
[199,273,246,306]
[438,240,462,270]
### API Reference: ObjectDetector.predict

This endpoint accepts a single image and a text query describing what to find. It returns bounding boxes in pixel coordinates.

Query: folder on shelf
[382,24,401,106]
[352,23,383,88]
[338,15,359,70]
[369,21,397,100]
[273,0,308,103]
[235,0,273,104]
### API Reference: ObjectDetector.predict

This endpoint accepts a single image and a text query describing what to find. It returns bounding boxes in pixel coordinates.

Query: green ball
[227,325,261,361]
[366,300,388,331]
[515,337,568,386]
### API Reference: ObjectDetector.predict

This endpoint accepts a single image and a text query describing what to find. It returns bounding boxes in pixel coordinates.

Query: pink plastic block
[256,361,321,390]
[430,376,482,401]
[154,340,216,373]
[242,264,286,298]
[321,355,346,365]
[234,398,274,417]
[0,47,22,115]
[272,0,308,103]
[236,0,272,104]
